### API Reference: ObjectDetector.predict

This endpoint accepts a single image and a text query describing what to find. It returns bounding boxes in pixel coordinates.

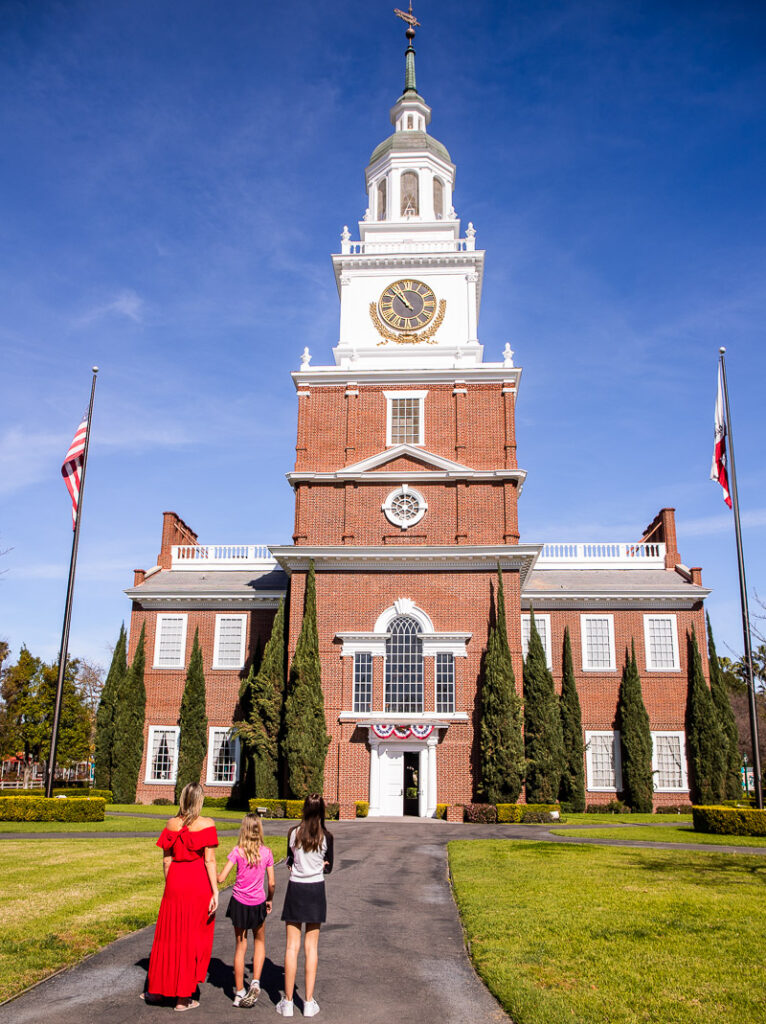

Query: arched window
[433,177,444,220]
[407,115,414,129]
[400,171,419,217]
[385,616,423,712]
[377,178,387,221]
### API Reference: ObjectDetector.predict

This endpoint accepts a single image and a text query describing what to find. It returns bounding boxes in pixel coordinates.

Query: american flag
[62,414,88,529]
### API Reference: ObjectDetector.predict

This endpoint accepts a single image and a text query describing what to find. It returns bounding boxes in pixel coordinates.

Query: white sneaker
[303,999,320,1017]
[233,990,246,1008]
[276,998,294,1017]
[240,980,260,1008]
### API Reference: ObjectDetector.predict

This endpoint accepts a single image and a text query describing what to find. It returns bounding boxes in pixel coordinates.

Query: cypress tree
[112,624,147,804]
[558,627,586,811]
[685,625,726,804]
[480,567,525,802]
[523,610,564,803]
[175,629,208,800]
[283,564,330,797]
[94,624,127,791]
[237,601,286,798]
[617,641,654,812]
[707,614,742,800]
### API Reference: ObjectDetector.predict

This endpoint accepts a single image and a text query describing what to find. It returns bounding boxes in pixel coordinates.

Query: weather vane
[394,3,420,34]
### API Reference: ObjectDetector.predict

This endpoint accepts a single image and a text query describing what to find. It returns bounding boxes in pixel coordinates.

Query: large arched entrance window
[385,615,423,712]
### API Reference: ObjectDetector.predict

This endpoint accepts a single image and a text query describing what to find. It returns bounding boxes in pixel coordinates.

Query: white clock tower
[332,16,492,370]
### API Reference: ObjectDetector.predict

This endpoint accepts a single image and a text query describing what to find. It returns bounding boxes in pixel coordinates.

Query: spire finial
[394,4,420,94]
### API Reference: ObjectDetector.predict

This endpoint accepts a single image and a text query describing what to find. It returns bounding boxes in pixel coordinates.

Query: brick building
[125,29,709,812]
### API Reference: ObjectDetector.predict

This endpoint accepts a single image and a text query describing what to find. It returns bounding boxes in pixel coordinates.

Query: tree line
[480,567,746,810]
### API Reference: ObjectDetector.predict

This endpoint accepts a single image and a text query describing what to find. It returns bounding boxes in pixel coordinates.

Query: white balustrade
[340,237,474,256]
[536,542,665,569]
[172,545,276,570]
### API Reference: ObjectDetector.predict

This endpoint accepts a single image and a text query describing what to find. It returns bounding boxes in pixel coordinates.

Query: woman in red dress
[145,782,219,1011]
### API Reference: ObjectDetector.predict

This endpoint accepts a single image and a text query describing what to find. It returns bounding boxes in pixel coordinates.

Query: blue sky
[2,0,765,671]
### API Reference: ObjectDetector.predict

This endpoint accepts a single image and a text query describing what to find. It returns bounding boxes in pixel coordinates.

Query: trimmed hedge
[655,804,693,814]
[248,798,339,821]
[0,796,106,822]
[0,788,113,802]
[203,796,248,810]
[496,802,560,823]
[586,800,631,814]
[152,798,174,806]
[692,805,766,837]
[355,801,369,818]
[465,803,498,824]
[435,803,447,820]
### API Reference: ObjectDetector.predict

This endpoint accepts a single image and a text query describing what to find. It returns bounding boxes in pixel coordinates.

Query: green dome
[368,129,453,168]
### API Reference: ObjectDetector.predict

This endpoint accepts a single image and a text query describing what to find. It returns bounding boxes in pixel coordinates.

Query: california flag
[710,364,732,508]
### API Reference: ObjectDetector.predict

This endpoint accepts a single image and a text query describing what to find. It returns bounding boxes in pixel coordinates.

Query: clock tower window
[433,177,444,219]
[377,178,387,221]
[400,171,419,217]
[386,391,426,446]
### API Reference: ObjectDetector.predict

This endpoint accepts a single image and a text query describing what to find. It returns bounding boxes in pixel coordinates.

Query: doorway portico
[367,727,440,817]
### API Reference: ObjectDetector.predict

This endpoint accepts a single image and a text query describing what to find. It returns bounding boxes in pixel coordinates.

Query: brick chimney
[133,568,146,586]
[689,567,702,586]
[158,512,199,570]
[641,507,679,569]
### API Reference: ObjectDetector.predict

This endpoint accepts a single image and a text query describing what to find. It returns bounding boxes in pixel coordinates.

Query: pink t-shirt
[228,845,274,906]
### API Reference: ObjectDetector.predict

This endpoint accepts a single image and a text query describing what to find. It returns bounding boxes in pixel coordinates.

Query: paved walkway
[3,820,510,1024]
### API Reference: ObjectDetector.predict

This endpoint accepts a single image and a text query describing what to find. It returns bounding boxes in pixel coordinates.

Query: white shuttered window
[213,614,247,669]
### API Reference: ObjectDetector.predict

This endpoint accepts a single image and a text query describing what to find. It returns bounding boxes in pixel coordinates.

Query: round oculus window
[382,485,427,530]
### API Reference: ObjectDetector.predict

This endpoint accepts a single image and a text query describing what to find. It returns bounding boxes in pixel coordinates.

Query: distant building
[126,28,709,812]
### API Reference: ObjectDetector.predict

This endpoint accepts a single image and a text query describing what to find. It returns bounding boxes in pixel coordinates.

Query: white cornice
[291,366,522,388]
[338,712,468,725]
[124,589,285,610]
[521,590,710,610]
[287,468,527,487]
[269,544,542,587]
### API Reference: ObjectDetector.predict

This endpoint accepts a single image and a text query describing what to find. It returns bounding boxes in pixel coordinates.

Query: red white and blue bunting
[371,723,434,740]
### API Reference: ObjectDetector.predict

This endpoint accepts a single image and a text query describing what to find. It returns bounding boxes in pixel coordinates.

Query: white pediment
[337,444,473,477]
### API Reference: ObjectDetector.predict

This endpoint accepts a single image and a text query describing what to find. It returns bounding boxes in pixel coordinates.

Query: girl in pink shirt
[217,813,275,1007]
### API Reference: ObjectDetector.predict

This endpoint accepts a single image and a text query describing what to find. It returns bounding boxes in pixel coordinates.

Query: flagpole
[45,367,99,799]
[718,347,762,809]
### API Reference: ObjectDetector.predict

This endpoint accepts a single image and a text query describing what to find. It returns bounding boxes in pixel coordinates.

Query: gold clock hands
[392,284,414,310]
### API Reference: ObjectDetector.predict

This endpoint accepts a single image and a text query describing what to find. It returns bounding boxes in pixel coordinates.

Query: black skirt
[280,880,326,924]
[226,894,269,930]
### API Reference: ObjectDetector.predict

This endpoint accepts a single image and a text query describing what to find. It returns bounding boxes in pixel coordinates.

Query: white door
[379,748,404,815]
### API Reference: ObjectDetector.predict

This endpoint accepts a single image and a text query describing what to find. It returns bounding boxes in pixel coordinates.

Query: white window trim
[145,725,180,785]
[580,614,616,672]
[153,614,188,670]
[521,614,552,670]
[651,730,689,792]
[435,652,456,714]
[384,390,427,447]
[212,613,247,670]
[585,730,623,792]
[382,484,428,530]
[352,651,373,713]
[643,614,680,672]
[205,727,241,787]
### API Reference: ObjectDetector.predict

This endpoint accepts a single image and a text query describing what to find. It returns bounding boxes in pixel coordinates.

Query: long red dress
[147,824,219,998]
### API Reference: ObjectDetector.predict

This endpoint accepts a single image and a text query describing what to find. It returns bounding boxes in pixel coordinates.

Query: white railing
[341,237,475,255]
[172,545,277,570]
[535,542,666,569]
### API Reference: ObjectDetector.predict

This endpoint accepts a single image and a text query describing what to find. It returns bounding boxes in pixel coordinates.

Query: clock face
[378,279,437,331]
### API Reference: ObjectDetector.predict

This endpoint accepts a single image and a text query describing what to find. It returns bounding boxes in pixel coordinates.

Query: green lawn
[0,835,286,1002]
[0,815,242,834]
[559,812,692,825]
[551,825,766,847]
[449,839,766,1024]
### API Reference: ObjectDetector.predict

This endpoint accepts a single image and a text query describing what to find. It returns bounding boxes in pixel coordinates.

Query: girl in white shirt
[276,794,334,1018]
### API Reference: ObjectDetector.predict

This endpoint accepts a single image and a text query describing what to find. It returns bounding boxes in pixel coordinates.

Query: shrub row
[203,796,248,810]
[248,799,339,820]
[655,804,694,814]
[0,796,106,822]
[355,801,369,818]
[692,805,766,837]
[464,802,561,824]
[435,803,448,820]
[0,788,113,802]
[586,800,631,814]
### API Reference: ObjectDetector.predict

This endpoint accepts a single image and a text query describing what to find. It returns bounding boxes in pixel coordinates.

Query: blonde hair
[178,782,204,827]
[237,813,264,866]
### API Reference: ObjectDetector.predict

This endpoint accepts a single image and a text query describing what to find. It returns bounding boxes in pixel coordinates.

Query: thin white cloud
[73,289,144,328]
[678,508,766,537]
